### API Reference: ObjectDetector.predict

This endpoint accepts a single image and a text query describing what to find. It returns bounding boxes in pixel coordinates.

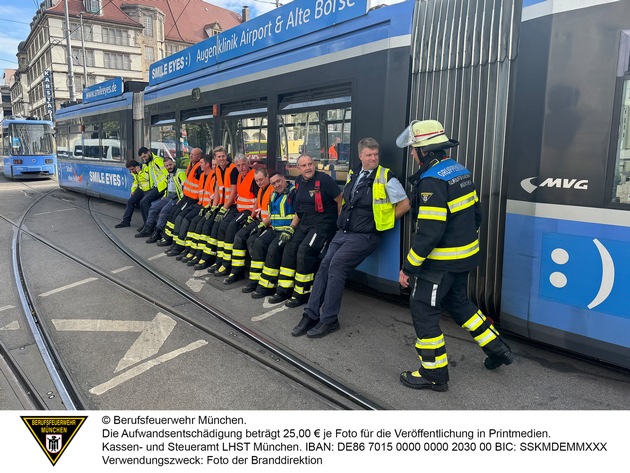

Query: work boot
[214,265,230,277]
[223,273,243,285]
[399,371,448,392]
[268,292,288,304]
[251,288,273,299]
[176,249,190,261]
[241,281,257,293]
[146,230,162,244]
[114,221,130,228]
[187,256,200,266]
[137,225,145,232]
[135,226,153,238]
[208,262,221,274]
[156,237,172,247]
[180,252,195,263]
[166,245,184,257]
[484,351,514,370]
[194,259,210,270]
[285,296,307,308]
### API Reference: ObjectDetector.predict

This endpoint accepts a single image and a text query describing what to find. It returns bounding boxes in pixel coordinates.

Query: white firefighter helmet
[396,119,458,151]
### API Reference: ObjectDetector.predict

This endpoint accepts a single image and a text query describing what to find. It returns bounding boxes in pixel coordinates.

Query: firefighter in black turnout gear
[397,120,514,392]
[258,155,342,305]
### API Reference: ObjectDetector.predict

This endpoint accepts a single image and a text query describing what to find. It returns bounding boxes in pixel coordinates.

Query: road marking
[262,299,285,309]
[115,313,176,373]
[252,305,289,322]
[56,208,76,212]
[148,253,167,260]
[193,270,208,278]
[186,278,205,293]
[0,321,19,331]
[111,266,133,274]
[33,211,53,216]
[39,277,98,297]
[0,305,16,312]
[89,340,208,396]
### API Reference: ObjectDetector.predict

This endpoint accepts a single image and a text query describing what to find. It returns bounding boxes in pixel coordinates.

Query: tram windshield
[8,123,54,156]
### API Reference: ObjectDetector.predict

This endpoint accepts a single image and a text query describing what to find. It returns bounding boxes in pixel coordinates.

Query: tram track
[2,189,385,410]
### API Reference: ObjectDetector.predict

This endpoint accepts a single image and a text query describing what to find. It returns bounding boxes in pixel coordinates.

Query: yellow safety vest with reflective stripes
[344,165,395,231]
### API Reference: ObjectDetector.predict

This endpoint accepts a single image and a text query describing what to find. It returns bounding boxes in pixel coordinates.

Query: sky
[0,0,403,83]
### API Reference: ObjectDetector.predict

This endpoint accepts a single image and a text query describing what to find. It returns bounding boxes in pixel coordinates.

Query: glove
[255,222,268,236]
[246,216,255,225]
[279,226,295,243]
[214,207,228,222]
[204,206,217,220]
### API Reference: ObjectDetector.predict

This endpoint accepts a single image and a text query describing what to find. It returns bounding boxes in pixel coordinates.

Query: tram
[54,0,630,369]
[55,78,147,203]
[1,117,56,179]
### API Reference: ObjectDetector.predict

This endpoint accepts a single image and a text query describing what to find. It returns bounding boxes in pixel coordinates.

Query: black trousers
[409,270,510,384]
[121,189,145,224]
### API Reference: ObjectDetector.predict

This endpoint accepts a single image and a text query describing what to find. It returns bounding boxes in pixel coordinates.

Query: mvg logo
[520,177,589,194]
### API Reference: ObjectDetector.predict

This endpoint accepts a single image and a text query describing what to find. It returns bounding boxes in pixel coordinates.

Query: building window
[102,27,129,46]
[86,0,101,14]
[143,16,153,37]
[145,46,154,62]
[104,52,131,70]
[75,50,95,67]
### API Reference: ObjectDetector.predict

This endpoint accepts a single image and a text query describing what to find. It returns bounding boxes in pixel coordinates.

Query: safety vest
[270,183,296,231]
[344,165,395,231]
[182,161,202,199]
[236,169,257,212]
[173,168,187,200]
[257,184,273,220]
[145,153,168,192]
[131,168,151,193]
[215,163,237,206]
[199,169,216,207]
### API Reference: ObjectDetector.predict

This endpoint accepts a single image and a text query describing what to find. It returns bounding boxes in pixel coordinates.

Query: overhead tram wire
[164,0,191,45]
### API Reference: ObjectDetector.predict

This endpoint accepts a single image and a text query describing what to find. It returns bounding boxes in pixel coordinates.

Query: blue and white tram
[500,0,630,368]
[55,78,147,203]
[1,117,56,179]
[53,0,630,368]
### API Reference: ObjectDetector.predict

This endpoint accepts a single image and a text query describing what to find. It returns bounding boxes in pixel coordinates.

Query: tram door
[219,99,268,169]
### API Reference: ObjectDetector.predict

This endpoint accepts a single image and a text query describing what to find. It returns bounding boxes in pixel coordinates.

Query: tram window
[278,108,351,182]
[102,119,122,162]
[181,107,214,169]
[82,124,100,160]
[150,113,177,166]
[56,125,69,159]
[68,125,82,160]
[613,78,630,204]
[220,116,268,169]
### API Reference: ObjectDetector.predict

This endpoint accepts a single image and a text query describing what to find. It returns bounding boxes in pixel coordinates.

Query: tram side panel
[502,1,630,367]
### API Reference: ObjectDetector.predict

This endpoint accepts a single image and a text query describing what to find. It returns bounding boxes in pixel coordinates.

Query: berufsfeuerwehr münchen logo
[21,416,87,466]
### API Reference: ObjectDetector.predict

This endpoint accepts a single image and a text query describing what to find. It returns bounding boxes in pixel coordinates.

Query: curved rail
[88,198,385,410]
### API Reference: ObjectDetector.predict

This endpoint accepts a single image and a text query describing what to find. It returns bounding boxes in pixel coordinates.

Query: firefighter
[223,168,273,284]
[396,119,514,392]
[158,148,204,247]
[245,172,296,295]
[208,154,257,276]
[256,155,342,304]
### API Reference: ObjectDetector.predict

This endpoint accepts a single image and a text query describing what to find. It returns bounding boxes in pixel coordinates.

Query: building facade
[12,0,244,119]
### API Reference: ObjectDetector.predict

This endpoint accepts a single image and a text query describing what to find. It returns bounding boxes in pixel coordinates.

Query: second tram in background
[1,117,56,179]
[55,0,630,370]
